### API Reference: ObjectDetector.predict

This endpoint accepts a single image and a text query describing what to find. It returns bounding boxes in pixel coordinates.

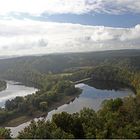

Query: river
[0,81,38,108]
[0,80,134,137]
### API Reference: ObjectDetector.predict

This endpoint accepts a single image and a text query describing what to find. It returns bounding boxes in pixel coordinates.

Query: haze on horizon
[0,0,140,56]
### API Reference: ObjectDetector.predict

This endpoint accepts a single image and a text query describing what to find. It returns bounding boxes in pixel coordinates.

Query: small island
[0,80,7,92]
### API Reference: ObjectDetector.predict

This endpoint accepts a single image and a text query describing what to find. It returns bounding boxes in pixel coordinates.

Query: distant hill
[0,49,140,82]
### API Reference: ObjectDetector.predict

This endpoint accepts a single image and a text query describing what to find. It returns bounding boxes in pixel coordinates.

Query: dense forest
[17,97,140,139]
[0,49,140,138]
[0,79,81,126]
[0,49,140,79]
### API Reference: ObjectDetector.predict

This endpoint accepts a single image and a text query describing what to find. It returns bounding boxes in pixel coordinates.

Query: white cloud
[90,27,115,42]
[0,0,139,17]
[120,24,140,41]
[0,19,139,56]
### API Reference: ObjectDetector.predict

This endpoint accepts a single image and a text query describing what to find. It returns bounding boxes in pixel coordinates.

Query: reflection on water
[85,80,131,91]
[8,82,134,137]
[0,81,38,107]
[46,83,134,120]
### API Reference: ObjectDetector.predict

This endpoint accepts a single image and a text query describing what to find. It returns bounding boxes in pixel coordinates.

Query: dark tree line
[17,95,140,139]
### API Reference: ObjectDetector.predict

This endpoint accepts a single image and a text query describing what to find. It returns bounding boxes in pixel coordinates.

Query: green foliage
[0,50,140,138]
[18,120,74,139]
[79,108,100,138]
[18,97,140,139]
[0,128,11,139]
[0,50,140,77]
[0,79,80,125]
[39,101,48,111]
[52,112,84,138]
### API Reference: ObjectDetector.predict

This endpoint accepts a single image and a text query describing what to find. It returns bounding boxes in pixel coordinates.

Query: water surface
[0,81,38,107]
[46,83,134,119]
[7,82,134,137]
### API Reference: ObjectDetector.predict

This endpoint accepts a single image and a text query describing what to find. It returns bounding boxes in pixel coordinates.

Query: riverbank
[2,90,81,127]
[2,79,134,127]
[6,82,135,139]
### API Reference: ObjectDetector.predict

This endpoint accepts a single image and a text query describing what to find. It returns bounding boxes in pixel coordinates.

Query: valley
[0,49,140,138]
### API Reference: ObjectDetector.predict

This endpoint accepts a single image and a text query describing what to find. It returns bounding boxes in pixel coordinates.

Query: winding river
[0,81,38,108]
[0,80,134,137]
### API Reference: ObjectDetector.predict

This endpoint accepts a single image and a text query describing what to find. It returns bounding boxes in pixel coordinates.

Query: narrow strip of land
[74,77,91,84]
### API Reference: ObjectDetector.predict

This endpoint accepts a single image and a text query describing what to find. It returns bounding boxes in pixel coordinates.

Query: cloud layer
[0,19,139,56]
[0,0,140,17]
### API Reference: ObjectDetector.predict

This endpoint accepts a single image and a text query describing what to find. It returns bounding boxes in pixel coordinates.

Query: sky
[0,0,140,56]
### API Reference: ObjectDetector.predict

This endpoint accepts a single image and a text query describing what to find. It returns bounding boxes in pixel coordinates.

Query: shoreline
[2,90,81,127]
[2,79,135,127]
[2,79,134,127]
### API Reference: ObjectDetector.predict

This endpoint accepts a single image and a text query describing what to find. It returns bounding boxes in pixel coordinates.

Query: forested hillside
[0,49,140,139]
[0,49,140,78]
[0,49,139,88]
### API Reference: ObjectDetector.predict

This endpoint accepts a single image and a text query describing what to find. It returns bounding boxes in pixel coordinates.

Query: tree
[52,112,84,138]
[39,101,48,111]
[80,108,100,138]
[18,119,74,139]
[0,128,11,139]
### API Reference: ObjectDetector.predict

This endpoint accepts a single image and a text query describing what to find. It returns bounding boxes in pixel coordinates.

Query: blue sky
[39,13,140,28]
[0,0,140,56]
[8,12,140,28]
[1,0,140,28]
